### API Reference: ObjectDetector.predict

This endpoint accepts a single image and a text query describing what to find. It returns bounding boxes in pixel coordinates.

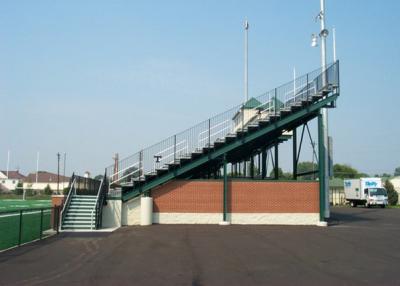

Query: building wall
[23,182,69,192]
[330,187,346,205]
[0,179,21,191]
[123,180,320,225]
[389,177,400,204]
[102,199,122,228]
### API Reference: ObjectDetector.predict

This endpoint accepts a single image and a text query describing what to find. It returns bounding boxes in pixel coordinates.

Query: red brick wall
[152,180,319,213]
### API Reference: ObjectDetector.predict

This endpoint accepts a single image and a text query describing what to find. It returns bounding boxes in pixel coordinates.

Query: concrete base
[317,221,328,227]
[219,221,231,226]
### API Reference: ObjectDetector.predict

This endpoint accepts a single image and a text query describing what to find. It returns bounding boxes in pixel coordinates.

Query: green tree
[333,164,359,179]
[394,167,400,176]
[269,168,292,179]
[384,180,398,206]
[13,181,23,195]
[44,184,52,196]
[94,174,104,181]
[297,161,318,180]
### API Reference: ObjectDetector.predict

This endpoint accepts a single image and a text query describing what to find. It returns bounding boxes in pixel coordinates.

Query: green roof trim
[243,97,262,109]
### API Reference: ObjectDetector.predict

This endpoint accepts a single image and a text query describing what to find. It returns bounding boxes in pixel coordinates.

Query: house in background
[389,176,400,204]
[0,170,26,193]
[23,171,70,193]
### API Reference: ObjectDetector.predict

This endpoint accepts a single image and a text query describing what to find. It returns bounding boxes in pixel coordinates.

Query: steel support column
[318,112,326,221]
[250,156,254,179]
[223,154,228,222]
[293,128,297,180]
[261,148,267,179]
[274,141,279,180]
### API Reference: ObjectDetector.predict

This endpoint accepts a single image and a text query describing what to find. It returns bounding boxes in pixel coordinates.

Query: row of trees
[270,162,370,180]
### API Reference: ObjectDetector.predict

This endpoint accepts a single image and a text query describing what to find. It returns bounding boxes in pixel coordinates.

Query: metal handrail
[91,177,104,230]
[94,170,108,229]
[106,61,340,186]
[60,175,76,230]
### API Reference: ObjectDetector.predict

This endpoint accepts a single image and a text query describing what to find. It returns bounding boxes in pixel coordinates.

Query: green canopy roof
[243,97,262,109]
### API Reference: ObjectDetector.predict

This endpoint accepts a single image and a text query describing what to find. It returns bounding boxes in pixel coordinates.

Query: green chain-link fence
[0,207,60,251]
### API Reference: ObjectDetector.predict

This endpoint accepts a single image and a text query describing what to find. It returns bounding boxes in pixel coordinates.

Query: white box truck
[344,178,388,208]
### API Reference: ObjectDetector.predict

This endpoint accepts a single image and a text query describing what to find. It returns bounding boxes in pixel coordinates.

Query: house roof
[25,171,69,183]
[243,97,262,109]
[0,170,26,180]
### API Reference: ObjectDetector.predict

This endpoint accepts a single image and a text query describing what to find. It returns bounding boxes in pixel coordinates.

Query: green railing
[0,206,60,251]
[106,61,340,186]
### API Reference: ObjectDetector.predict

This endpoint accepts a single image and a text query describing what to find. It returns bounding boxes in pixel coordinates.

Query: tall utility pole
[244,19,249,103]
[6,150,10,177]
[57,152,60,194]
[36,151,40,184]
[318,0,330,219]
[63,153,66,190]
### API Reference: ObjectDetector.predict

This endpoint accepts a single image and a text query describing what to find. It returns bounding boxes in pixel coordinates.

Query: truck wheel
[365,203,370,208]
[350,201,356,207]
[381,205,385,208]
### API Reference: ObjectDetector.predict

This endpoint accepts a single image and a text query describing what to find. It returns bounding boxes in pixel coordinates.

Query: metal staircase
[60,173,109,231]
[62,195,97,230]
[107,61,340,202]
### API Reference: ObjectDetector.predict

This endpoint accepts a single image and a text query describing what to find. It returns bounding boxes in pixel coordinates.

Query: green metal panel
[223,154,228,221]
[122,94,338,202]
[318,112,326,221]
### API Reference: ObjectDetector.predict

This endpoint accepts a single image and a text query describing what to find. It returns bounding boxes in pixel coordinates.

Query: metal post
[293,128,297,180]
[18,210,23,246]
[40,209,43,239]
[243,160,247,178]
[57,152,60,194]
[261,147,266,179]
[63,153,66,191]
[174,135,177,162]
[250,156,254,179]
[318,112,326,221]
[244,20,249,103]
[208,119,211,147]
[6,150,10,178]
[333,27,337,62]
[319,0,330,219]
[223,154,228,222]
[274,142,279,180]
[274,88,278,116]
[139,150,143,178]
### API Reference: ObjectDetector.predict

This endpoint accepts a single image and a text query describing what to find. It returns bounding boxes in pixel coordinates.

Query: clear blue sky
[1,0,399,176]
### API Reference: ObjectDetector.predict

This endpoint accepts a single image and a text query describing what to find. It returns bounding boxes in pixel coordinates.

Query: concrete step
[69,202,96,207]
[64,219,93,224]
[67,208,94,214]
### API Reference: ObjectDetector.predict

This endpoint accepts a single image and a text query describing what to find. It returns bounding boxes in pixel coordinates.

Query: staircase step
[73,195,97,199]
[70,201,96,205]
[64,219,93,224]
[67,208,94,214]
[62,226,96,230]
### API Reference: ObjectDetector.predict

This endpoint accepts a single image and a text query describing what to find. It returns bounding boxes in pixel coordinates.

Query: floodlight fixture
[311,33,318,47]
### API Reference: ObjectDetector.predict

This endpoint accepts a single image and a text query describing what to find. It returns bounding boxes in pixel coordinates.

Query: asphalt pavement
[0,207,399,286]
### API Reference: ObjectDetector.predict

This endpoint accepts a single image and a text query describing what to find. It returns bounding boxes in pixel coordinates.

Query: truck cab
[363,187,388,208]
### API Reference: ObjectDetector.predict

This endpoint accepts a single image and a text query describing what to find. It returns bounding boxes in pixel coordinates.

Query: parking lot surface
[0,207,399,286]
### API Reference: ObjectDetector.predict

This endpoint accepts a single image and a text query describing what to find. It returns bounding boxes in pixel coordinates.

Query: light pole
[333,27,337,62]
[57,152,60,194]
[244,19,249,103]
[312,0,330,219]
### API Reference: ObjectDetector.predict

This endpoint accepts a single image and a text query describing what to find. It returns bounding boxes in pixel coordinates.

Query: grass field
[0,199,53,251]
